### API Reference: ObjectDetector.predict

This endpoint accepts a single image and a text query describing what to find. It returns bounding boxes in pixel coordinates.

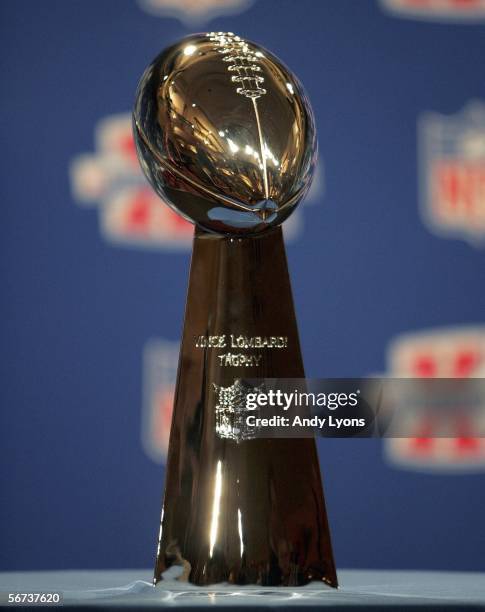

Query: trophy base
[154,227,337,588]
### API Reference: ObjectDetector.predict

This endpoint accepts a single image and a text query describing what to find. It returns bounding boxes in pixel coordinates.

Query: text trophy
[133,32,337,588]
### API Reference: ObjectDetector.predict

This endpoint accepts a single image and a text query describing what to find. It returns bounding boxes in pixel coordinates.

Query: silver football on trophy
[133,32,317,235]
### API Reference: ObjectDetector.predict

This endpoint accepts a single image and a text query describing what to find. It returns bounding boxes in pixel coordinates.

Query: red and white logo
[70,113,193,250]
[419,102,485,246]
[385,326,485,471]
[142,339,180,463]
[138,0,253,25]
[70,113,321,251]
[381,0,485,21]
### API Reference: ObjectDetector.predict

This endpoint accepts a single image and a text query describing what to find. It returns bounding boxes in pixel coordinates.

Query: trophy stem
[154,226,337,588]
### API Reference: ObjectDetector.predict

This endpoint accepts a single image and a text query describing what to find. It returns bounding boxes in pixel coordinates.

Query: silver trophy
[133,32,337,588]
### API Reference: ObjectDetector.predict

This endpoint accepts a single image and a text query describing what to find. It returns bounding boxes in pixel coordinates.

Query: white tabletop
[0,569,484,609]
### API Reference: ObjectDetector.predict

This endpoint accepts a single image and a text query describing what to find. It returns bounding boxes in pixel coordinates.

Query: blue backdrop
[1,0,485,574]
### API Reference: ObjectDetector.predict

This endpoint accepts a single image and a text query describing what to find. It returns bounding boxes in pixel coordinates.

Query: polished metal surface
[152,228,338,588]
[133,32,316,234]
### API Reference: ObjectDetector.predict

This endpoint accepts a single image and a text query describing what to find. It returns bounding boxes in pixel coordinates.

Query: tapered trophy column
[133,32,337,587]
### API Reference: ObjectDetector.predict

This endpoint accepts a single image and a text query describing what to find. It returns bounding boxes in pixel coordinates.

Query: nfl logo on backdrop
[385,326,485,472]
[70,113,193,250]
[419,102,485,246]
[381,0,485,21]
[142,340,180,463]
[138,0,253,24]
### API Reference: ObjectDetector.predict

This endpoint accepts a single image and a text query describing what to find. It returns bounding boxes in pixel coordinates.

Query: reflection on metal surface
[209,460,223,558]
[237,509,244,558]
[133,32,316,234]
